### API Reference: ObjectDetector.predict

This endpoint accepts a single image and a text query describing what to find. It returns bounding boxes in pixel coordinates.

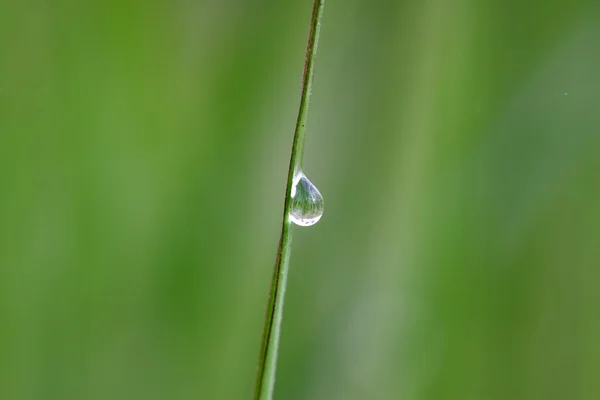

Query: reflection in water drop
[289,173,324,227]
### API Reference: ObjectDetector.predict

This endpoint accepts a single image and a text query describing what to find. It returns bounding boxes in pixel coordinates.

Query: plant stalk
[253,1,325,399]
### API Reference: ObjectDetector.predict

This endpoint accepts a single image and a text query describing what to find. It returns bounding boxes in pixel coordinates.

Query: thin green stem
[253,1,325,399]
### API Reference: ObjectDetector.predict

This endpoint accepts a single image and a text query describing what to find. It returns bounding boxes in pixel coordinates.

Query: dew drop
[289,173,324,227]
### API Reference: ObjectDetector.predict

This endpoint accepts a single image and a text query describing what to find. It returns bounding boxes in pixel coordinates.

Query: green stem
[253,1,325,399]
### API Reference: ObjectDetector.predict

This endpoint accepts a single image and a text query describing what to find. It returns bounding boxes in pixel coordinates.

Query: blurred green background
[1,0,600,399]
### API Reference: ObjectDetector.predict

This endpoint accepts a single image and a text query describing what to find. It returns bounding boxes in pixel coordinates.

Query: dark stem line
[253,1,325,399]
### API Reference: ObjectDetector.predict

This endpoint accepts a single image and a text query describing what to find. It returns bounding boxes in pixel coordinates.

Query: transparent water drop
[289,173,324,227]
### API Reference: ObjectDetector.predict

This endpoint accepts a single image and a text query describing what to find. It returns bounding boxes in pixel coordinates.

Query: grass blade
[253,1,326,399]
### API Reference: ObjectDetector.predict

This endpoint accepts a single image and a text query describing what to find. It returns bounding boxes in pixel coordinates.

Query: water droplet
[289,173,324,227]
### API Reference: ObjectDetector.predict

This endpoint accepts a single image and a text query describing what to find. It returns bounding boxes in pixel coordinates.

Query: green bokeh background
[1,1,599,399]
